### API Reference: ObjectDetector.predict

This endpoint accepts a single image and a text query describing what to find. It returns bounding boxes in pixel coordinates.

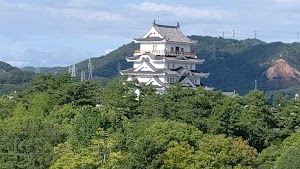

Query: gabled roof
[146,76,166,87]
[179,76,196,88]
[134,59,157,72]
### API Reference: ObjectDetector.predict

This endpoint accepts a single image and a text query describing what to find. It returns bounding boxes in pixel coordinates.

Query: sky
[1,0,300,67]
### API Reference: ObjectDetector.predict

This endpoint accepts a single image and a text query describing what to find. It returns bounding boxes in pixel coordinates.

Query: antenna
[222,32,225,38]
[157,16,160,24]
[254,30,257,39]
[88,58,93,80]
[254,80,257,90]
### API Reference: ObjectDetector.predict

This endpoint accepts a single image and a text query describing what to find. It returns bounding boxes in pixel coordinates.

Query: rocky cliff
[264,59,300,89]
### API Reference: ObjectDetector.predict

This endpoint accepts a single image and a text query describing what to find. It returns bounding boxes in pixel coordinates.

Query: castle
[120,21,213,92]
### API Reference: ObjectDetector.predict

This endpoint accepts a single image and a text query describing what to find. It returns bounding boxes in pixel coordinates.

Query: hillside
[0,61,36,95]
[73,37,300,95]
[22,66,66,74]
[20,36,300,95]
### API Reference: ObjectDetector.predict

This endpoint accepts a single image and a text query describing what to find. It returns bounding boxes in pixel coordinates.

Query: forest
[1,74,300,168]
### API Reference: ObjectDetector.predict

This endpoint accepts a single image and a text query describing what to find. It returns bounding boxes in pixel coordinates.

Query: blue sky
[1,0,300,67]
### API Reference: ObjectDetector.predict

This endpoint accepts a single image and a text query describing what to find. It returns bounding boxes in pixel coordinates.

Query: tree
[236,90,274,151]
[274,145,300,169]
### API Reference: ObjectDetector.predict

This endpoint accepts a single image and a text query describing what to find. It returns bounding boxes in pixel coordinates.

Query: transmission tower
[254,30,257,39]
[81,70,86,82]
[232,29,235,39]
[88,58,93,80]
[117,61,121,74]
[71,64,76,77]
[35,67,40,74]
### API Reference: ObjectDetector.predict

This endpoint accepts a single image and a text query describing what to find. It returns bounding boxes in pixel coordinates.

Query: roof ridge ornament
[177,22,180,28]
[153,19,156,26]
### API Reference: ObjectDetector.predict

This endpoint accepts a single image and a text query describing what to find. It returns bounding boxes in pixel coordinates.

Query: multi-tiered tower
[120,21,212,92]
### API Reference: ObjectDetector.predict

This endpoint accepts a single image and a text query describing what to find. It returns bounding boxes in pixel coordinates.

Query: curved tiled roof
[153,24,196,43]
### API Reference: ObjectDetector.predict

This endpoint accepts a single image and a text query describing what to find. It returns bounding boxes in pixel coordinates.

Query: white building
[120,21,213,92]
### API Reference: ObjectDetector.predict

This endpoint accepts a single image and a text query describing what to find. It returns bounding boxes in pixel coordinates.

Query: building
[120,21,213,92]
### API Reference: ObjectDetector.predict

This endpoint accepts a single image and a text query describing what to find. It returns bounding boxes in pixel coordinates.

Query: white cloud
[64,0,104,8]
[47,8,124,23]
[131,2,230,20]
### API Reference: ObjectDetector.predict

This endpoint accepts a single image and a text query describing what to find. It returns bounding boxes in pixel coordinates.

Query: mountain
[0,61,36,95]
[73,36,300,94]
[21,66,66,74]
[0,61,19,72]
[15,36,300,95]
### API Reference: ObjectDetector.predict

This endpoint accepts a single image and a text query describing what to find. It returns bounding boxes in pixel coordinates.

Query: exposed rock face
[264,59,300,89]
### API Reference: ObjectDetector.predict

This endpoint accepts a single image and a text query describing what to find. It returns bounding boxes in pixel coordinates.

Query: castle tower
[120,21,213,92]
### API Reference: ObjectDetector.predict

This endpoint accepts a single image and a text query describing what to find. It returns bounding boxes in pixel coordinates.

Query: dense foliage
[1,74,300,168]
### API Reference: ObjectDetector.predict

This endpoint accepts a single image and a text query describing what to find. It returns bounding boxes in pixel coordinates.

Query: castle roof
[154,24,196,43]
[126,55,204,63]
[134,22,197,44]
[120,66,209,78]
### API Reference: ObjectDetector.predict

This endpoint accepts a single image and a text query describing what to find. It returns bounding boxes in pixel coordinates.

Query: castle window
[190,79,197,84]
[168,78,175,83]
[171,47,174,52]
[181,48,184,53]
[153,45,157,51]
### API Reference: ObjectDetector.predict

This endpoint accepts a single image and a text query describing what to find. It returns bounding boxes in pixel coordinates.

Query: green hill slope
[0,61,36,95]
[77,36,300,95]
[18,36,300,95]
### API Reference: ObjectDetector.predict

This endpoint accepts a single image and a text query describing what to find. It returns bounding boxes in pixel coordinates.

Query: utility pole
[88,58,93,80]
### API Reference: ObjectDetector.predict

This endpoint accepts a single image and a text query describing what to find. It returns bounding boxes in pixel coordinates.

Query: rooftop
[134,21,197,44]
